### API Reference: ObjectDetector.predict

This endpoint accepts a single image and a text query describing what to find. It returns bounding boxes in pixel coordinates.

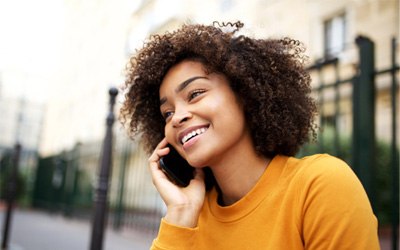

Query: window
[324,13,346,59]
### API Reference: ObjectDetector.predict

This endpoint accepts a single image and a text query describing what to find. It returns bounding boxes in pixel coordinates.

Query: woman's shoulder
[286,153,361,186]
[292,153,351,172]
[288,154,379,249]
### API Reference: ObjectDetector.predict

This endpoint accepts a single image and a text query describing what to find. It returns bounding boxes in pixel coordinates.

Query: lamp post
[1,143,21,250]
[2,96,24,250]
[89,87,118,250]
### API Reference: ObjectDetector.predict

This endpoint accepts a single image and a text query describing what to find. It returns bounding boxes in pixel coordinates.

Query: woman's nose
[171,109,192,127]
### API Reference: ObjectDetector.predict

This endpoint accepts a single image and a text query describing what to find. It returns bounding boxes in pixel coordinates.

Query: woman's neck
[210,144,271,206]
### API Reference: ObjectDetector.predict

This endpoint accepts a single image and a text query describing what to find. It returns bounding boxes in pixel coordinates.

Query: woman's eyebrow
[159,76,208,106]
[176,76,208,93]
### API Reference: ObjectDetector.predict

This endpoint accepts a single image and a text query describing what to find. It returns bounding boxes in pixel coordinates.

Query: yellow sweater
[151,154,379,250]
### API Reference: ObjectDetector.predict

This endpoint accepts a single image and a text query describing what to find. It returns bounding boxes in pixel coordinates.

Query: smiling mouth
[181,127,208,144]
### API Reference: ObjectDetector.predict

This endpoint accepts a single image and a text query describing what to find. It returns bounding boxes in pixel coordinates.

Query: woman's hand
[148,138,206,228]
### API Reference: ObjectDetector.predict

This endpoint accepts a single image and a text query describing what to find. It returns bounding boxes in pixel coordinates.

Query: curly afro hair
[121,21,317,158]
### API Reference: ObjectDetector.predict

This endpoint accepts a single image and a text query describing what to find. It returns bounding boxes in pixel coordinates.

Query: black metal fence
[31,131,163,239]
[301,36,399,249]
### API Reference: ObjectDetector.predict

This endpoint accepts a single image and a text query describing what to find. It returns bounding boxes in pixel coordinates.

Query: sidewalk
[1,206,396,249]
[0,208,154,250]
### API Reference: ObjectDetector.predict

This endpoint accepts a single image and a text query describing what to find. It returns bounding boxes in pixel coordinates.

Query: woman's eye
[188,89,206,101]
[163,111,174,121]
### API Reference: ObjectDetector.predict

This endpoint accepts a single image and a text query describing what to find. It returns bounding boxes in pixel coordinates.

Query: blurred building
[0,97,43,151]
[39,0,138,156]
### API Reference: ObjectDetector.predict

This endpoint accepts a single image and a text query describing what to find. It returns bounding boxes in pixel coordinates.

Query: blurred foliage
[299,126,396,225]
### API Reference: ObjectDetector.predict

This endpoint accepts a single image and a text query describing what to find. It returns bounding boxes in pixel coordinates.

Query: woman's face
[159,60,251,167]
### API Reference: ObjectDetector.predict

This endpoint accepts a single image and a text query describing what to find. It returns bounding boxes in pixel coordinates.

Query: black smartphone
[159,145,194,187]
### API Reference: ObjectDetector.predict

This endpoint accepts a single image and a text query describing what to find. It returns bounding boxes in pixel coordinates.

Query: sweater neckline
[207,155,288,222]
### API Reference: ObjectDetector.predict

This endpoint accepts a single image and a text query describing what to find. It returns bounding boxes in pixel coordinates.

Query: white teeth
[181,127,208,144]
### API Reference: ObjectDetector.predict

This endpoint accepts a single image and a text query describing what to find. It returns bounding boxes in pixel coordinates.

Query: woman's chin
[187,158,208,168]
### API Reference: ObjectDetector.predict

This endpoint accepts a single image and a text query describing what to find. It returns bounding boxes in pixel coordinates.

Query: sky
[0,0,66,103]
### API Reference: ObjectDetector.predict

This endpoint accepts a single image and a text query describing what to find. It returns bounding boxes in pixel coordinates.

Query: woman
[121,21,379,249]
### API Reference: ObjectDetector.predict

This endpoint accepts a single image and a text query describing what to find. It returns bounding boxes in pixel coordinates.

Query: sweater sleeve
[300,155,379,250]
[150,218,198,250]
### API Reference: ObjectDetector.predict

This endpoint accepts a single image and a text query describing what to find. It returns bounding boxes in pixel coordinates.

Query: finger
[148,147,169,163]
[148,156,170,188]
[148,138,169,162]
[148,138,172,185]
[157,137,169,148]
[148,147,170,174]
